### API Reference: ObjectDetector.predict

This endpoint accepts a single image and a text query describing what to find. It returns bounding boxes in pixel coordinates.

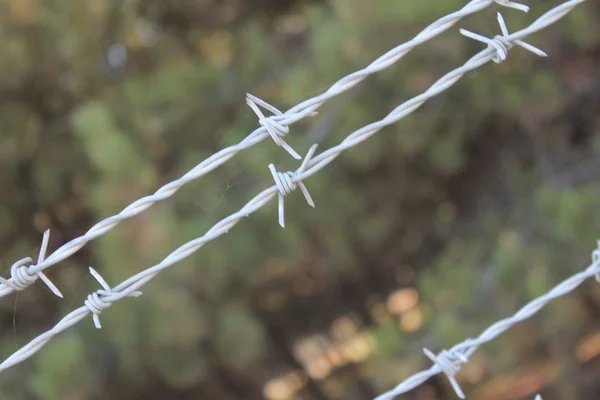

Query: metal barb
[494,0,530,13]
[592,240,600,282]
[460,12,547,63]
[0,230,63,298]
[246,93,301,160]
[423,348,468,398]
[85,267,142,329]
[269,144,318,228]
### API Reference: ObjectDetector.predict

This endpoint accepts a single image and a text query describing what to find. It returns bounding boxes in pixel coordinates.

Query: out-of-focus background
[0,0,599,399]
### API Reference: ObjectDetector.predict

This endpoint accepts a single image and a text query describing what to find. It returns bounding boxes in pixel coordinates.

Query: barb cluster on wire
[0,0,585,375]
[375,241,600,400]
[0,0,531,299]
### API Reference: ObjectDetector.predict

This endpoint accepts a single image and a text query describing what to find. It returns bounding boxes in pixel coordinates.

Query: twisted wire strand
[376,241,599,400]
[0,0,527,298]
[0,0,585,374]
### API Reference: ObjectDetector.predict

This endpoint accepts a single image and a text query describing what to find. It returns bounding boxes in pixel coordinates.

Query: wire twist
[269,144,318,227]
[84,267,142,329]
[423,347,469,398]
[461,13,547,63]
[0,230,62,298]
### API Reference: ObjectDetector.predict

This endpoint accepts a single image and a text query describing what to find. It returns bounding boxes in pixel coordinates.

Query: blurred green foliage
[0,0,598,399]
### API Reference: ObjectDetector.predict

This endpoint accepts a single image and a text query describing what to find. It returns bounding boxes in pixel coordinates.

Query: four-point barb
[460,12,548,63]
[423,347,469,399]
[0,230,63,298]
[494,0,530,13]
[247,93,302,160]
[85,267,142,329]
[269,144,318,228]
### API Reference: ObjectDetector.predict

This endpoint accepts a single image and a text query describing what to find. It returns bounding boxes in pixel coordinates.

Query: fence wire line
[0,0,584,374]
[376,242,600,400]
[0,0,531,299]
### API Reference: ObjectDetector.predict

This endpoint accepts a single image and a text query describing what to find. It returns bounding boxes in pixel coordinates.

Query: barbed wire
[0,0,530,299]
[375,240,599,400]
[0,0,584,373]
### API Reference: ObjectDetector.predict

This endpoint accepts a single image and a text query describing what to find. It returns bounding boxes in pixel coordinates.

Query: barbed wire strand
[0,0,585,374]
[375,240,599,400]
[0,0,530,298]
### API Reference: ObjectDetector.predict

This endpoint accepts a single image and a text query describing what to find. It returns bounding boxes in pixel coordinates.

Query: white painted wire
[0,0,530,298]
[375,241,600,400]
[0,0,585,374]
